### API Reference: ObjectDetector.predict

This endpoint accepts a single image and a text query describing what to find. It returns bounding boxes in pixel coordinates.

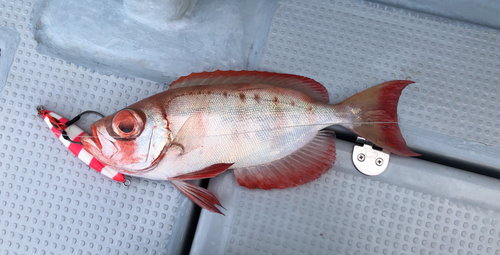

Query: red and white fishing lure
[38,108,129,185]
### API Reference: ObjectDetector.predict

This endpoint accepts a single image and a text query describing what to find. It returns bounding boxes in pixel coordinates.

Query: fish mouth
[82,125,119,159]
[81,125,103,152]
[90,125,103,149]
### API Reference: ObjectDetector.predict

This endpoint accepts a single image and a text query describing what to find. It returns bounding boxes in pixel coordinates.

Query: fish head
[82,107,171,174]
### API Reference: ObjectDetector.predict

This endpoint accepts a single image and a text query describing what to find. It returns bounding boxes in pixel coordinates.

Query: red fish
[81,70,419,214]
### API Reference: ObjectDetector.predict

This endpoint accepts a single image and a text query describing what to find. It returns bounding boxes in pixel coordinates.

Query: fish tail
[335,80,420,157]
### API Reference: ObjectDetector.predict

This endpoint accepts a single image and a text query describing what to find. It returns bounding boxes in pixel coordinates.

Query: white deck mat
[0,1,197,255]
[2,0,500,254]
[192,139,500,255]
[191,0,500,254]
[258,0,500,170]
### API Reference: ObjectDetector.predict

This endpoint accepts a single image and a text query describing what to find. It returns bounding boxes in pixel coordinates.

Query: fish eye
[118,117,134,133]
[111,109,146,139]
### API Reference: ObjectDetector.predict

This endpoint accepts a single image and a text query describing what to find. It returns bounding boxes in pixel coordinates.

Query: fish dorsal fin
[233,130,336,190]
[170,70,330,103]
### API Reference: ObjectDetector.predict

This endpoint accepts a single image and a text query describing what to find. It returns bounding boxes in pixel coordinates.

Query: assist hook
[37,105,105,145]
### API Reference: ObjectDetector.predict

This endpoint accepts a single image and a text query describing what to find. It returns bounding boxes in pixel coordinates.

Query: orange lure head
[81,106,171,174]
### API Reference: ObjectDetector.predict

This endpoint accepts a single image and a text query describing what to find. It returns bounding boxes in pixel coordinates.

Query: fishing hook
[37,106,105,145]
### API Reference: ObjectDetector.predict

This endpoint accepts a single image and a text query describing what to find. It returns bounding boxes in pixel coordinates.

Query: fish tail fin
[336,80,420,157]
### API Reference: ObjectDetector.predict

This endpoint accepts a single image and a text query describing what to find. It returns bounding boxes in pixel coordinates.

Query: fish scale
[165,85,321,136]
[160,84,326,168]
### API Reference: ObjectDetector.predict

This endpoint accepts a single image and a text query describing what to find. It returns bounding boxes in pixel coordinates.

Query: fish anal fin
[337,80,420,157]
[170,163,234,181]
[171,112,205,154]
[171,180,225,215]
[233,130,336,190]
[170,70,330,103]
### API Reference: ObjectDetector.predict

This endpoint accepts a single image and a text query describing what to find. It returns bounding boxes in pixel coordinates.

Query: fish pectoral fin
[170,180,225,215]
[233,130,336,190]
[171,112,205,155]
[169,163,234,181]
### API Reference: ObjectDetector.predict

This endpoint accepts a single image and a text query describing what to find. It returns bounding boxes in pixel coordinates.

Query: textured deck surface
[1,0,500,255]
[258,0,500,170]
[0,1,196,254]
[192,140,500,255]
[191,0,500,254]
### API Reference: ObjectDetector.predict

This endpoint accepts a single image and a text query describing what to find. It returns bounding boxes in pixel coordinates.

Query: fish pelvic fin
[336,80,420,157]
[168,163,233,214]
[170,163,234,181]
[233,130,336,190]
[171,180,225,215]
